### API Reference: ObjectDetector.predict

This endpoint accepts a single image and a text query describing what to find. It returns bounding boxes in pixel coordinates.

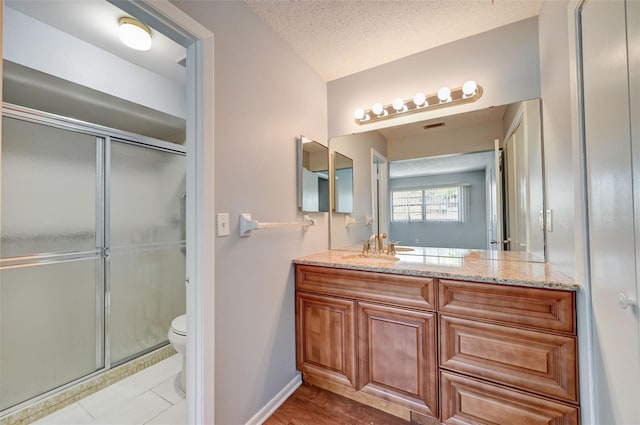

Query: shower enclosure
[0,104,186,413]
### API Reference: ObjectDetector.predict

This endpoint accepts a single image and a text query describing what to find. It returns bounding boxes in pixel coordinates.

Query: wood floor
[264,383,411,425]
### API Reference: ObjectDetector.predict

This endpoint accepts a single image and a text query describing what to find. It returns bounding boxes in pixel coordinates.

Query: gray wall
[171,2,328,424]
[538,2,576,277]
[328,17,541,138]
[389,170,487,249]
[330,131,388,249]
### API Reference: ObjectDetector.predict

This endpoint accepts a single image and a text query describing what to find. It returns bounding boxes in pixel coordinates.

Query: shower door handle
[103,247,110,259]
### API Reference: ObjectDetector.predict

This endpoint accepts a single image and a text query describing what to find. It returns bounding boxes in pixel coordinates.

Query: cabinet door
[357,301,438,417]
[441,371,579,425]
[296,292,356,388]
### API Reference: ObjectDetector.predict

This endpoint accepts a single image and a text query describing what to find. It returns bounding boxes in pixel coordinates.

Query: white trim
[245,373,302,425]
[117,2,216,424]
[568,1,595,423]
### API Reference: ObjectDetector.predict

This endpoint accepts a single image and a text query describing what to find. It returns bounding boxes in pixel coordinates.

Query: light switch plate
[217,213,230,236]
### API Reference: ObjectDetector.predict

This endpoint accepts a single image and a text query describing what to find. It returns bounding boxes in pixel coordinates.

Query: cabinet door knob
[617,293,637,309]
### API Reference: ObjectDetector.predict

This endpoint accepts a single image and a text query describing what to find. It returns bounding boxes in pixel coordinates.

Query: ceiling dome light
[462,80,478,97]
[354,108,366,120]
[372,103,385,116]
[392,97,406,112]
[413,92,427,107]
[437,86,451,103]
[119,17,152,51]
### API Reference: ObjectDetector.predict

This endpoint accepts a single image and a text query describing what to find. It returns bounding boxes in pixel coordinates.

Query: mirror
[333,152,354,213]
[298,135,329,212]
[329,98,545,261]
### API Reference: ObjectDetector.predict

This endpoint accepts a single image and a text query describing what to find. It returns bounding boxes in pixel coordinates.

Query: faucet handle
[387,240,399,256]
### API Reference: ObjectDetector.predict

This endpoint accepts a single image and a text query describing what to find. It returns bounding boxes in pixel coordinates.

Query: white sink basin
[394,247,415,252]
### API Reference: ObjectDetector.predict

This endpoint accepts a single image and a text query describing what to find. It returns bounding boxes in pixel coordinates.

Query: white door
[494,139,504,250]
[513,120,528,252]
[486,143,499,251]
[486,159,495,251]
[371,149,389,237]
[504,123,526,252]
[581,0,640,423]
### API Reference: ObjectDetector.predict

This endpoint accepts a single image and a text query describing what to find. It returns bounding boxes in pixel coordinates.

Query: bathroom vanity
[293,249,581,425]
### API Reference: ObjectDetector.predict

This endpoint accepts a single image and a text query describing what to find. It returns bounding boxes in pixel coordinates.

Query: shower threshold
[0,344,176,425]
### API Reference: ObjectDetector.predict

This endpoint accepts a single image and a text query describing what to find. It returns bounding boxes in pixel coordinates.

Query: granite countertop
[293,249,581,291]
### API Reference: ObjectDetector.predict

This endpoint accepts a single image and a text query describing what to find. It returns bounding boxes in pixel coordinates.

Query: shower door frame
[0,102,186,414]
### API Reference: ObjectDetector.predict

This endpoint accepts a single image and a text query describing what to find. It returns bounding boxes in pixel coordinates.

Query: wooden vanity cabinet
[438,279,580,424]
[295,264,438,420]
[295,264,580,424]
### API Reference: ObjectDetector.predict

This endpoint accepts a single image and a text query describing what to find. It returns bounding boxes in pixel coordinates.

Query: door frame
[104,2,215,423]
[569,1,607,423]
[0,1,214,420]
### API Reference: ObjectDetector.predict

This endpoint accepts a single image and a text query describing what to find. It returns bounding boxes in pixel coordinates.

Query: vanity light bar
[354,81,483,125]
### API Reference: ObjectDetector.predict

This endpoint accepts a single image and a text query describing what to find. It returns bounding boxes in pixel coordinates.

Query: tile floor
[32,355,186,425]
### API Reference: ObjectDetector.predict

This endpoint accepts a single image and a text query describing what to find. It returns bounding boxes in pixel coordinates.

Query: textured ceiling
[379,104,507,140]
[390,150,495,178]
[245,0,542,81]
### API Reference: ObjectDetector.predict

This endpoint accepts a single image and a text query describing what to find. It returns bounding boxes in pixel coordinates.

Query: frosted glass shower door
[0,117,102,411]
[109,140,186,364]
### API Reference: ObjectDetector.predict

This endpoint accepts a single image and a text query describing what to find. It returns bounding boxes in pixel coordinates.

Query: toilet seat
[170,314,187,336]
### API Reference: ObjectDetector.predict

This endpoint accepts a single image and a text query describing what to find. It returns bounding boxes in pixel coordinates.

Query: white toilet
[168,314,187,393]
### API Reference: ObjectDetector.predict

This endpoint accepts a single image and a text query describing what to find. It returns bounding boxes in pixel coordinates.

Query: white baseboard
[245,372,302,425]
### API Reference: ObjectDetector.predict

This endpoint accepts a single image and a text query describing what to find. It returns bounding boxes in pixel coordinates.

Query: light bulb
[372,103,385,116]
[413,92,427,107]
[119,17,152,51]
[462,80,478,97]
[354,108,366,120]
[392,97,406,112]
[437,86,451,103]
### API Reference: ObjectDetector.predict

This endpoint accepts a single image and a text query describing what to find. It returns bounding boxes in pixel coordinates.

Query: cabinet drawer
[296,265,435,311]
[440,315,578,402]
[296,292,356,388]
[439,279,575,333]
[441,371,579,425]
